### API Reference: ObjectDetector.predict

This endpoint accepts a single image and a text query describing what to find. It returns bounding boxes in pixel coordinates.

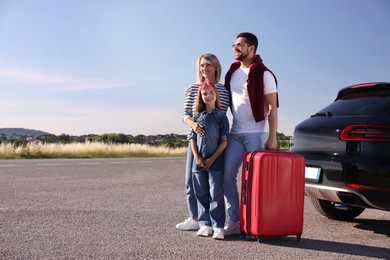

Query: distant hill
[0,128,51,136]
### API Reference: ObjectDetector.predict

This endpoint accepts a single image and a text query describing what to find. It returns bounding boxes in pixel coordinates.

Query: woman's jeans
[193,169,225,228]
[223,132,268,223]
[185,144,197,218]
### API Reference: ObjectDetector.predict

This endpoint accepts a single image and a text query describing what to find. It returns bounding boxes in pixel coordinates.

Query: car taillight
[350,83,376,89]
[340,124,390,141]
[346,183,390,192]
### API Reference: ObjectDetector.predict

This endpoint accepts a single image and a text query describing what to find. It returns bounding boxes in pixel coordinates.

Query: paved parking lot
[0,158,389,259]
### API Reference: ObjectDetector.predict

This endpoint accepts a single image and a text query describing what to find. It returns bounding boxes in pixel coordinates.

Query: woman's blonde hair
[195,82,221,112]
[196,53,222,83]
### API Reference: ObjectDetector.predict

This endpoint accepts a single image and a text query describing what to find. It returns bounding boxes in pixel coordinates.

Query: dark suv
[290,82,390,221]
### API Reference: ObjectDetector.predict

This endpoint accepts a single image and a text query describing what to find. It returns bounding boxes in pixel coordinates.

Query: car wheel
[310,197,365,221]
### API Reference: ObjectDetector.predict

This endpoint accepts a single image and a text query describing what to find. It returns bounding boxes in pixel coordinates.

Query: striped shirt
[181,83,230,139]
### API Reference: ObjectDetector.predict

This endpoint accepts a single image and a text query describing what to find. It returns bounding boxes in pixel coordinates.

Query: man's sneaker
[212,228,224,240]
[197,226,213,237]
[176,218,199,231]
[224,221,240,236]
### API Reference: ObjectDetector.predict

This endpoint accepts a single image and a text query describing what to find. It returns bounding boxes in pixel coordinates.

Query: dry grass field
[0,142,187,159]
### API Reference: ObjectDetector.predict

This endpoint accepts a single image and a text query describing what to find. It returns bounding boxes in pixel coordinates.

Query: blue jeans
[223,132,268,223]
[185,144,197,218]
[193,169,225,228]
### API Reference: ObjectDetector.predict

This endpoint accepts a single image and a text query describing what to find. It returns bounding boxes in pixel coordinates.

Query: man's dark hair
[237,32,258,53]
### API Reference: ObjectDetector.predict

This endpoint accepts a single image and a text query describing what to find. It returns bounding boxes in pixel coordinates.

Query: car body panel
[290,82,390,214]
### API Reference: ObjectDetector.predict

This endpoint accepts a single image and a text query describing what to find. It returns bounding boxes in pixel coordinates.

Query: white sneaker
[197,226,213,237]
[224,221,240,236]
[176,218,199,231]
[212,228,224,240]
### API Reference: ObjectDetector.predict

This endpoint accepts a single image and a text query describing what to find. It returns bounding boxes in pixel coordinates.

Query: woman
[176,53,230,231]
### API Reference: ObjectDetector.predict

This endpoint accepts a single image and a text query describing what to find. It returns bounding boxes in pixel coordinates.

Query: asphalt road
[0,158,389,259]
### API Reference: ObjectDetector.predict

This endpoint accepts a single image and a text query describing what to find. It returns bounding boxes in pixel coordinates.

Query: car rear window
[336,84,390,100]
[318,97,390,116]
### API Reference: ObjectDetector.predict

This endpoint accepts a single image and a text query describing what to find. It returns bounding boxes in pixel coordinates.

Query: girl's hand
[203,158,214,170]
[195,156,205,168]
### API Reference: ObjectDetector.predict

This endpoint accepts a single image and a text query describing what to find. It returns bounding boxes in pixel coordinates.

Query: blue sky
[0,0,389,136]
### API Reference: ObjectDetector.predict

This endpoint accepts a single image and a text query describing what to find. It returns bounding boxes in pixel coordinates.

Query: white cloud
[52,79,127,92]
[0,66,128,92]
[0,100,19,110]
[0,66,64,85]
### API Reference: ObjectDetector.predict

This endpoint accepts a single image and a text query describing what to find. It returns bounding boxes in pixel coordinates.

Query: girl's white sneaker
[212,228,224,240]
[196,225,213,236]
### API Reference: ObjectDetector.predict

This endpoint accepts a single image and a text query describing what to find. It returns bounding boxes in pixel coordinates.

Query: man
[223,32,278,235]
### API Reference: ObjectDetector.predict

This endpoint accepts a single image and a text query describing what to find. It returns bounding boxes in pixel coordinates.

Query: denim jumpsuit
[190,108,229,228]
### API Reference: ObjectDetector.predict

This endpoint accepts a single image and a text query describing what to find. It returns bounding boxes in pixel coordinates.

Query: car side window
[319,97,390,116]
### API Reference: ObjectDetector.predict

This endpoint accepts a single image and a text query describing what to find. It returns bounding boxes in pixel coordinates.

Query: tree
[135,134,146,144]
[58,134,70,144]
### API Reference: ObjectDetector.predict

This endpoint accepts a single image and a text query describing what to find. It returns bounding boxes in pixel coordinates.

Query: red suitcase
[240,150,305,243]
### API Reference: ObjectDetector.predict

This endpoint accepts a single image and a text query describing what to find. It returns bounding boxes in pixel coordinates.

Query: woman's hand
[184,85,191,96]
[192,122,205,137]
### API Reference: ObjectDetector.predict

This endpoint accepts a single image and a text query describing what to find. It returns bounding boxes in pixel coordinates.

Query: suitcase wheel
[297,234,302,241]
[241,232,246,239]
[257,236,264,243]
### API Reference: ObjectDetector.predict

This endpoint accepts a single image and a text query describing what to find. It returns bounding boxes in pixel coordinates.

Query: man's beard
[235,51,249,61]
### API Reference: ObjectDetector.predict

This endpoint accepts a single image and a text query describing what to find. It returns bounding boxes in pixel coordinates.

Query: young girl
[190,82,229,240]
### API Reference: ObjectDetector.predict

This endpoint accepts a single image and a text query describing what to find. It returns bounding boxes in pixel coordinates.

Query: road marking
[77,162,99,165]
[38,164,64,166]
[110,162,129,164]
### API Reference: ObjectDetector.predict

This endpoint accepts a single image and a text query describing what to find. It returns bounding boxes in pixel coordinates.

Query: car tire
[310,197,365,221]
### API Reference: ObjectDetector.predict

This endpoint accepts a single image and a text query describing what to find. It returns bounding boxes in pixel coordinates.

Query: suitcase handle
[243,180,247,205]
[246,152,256,235]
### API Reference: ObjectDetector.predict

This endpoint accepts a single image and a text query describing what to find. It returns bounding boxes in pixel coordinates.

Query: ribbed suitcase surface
[240,151,305,242]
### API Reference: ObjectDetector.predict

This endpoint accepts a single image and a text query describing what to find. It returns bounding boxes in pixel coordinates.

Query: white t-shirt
[230,69,277,134]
